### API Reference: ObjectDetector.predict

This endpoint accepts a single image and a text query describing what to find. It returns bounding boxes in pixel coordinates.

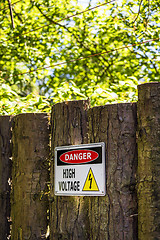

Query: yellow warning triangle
[82,168,99,191]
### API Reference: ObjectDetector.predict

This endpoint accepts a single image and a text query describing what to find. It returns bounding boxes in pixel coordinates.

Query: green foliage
[0,0,160,114]
[0,77,50,114]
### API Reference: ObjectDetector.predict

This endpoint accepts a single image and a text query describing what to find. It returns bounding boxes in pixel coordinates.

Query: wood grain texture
[50,100,90,240]
[0,116,12,239]
[87,103,138,240]
[11,113,50,240]
[50,101,137,240]
[137,83,160,240]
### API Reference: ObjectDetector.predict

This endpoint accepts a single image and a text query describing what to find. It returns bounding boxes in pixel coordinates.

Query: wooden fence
[0,82,160,240]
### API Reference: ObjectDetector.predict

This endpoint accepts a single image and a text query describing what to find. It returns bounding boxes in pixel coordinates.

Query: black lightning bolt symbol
[89,174,92,189]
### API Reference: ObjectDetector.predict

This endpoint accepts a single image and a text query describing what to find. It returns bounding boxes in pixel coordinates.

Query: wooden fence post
[11,113,50,240]
[87,103,138,240]
[0,116,12,239]
[137,83,160,239]
[50,100,90,240]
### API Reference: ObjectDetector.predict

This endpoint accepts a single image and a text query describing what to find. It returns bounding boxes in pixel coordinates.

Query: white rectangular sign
[54,142,106,196]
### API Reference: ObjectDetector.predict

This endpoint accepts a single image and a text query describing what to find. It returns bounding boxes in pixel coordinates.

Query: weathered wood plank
[11,113,50,240]
[87,103,138,240]
[137,82,160,239]
[0,116,12,239]
[50,100,90,240]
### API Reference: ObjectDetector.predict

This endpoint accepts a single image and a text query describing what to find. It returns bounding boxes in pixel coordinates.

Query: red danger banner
[59,150,99,164]
[56,146,102,166]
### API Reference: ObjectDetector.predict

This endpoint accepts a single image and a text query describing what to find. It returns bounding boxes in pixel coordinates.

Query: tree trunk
[0,116,12,239]
[50,100,90,240]
[87,103,138,240]
[137,82,160,239]
[11,113,50,240]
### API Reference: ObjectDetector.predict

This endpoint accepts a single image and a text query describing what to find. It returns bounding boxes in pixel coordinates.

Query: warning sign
[82,168,99,191]
[54,142,106,196]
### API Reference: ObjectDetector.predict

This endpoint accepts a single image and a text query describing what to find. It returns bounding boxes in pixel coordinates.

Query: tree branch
[12,8,23,23]
[34,2,99,57]
[132,0,143,24]
[8,0,15,29]
[33,1,112,78]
